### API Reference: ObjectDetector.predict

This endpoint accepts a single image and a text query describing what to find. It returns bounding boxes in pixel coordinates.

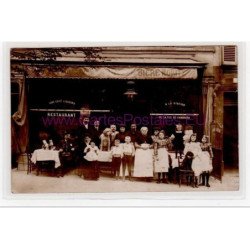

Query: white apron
[133,145,153,177]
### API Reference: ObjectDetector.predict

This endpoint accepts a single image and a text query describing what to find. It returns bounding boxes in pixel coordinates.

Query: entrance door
[223,92,238,168]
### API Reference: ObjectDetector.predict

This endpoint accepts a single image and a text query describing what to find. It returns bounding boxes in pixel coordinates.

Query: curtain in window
[11,77,29,153]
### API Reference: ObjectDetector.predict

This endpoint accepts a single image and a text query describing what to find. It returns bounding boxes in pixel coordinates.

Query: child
[183,125,194,145]
[122,136,135,181]
[83,141,99,180]
[99,128,111,151]
[117,124,127,143]
[183,133,202,188]
[170,123,185,159]
[151,127,160,142]
[199,135,213,187]
[84,141,99,162]
[111,139,123,180]
[153,131,172,183]
[98,128,112,162]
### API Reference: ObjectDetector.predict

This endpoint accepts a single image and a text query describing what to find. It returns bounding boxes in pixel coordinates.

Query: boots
[194,176,199,188]
[162,173,168,184]
[199,173,205,186]
[157,173,161,183]
[205,172,210,187]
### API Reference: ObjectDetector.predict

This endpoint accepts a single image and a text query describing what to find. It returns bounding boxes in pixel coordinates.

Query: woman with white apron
[134,127,154,181]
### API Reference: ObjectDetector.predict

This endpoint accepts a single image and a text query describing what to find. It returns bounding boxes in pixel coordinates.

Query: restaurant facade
[10,45,238,180]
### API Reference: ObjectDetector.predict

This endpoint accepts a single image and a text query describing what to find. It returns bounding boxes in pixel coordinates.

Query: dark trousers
[112,157,122,177]
[60,153,74,175]
[122,155,133,179]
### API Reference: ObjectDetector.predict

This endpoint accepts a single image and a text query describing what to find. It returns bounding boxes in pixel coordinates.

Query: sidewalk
[11,168,239,193]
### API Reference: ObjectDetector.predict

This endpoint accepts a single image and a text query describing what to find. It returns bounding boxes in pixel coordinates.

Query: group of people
[38,117,214,188]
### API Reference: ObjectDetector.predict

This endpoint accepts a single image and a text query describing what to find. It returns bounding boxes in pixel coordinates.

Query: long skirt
[200,151,213,172]
[133,148,153,177]
[154,148,169,173]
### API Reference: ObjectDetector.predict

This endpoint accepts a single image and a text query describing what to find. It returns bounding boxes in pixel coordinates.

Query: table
[31,149,61,168]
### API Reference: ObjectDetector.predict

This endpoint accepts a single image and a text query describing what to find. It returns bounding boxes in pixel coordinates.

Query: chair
[178,156,195,187]
[27,153,34,174]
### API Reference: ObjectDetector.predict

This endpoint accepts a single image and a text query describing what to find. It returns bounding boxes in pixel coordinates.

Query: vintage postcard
[10,44,239,194]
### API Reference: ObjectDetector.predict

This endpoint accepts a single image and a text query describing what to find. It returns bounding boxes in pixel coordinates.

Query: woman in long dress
[199,135,213,187]
[183,133,202,187]
[153,131,172,183]
[134,127,154,181]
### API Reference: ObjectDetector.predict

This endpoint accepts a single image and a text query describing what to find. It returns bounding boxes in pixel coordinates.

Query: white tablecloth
[31,149,61,168]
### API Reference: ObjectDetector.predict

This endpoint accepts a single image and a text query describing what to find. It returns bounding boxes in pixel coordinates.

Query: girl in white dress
[153,131,172,183]
[183,133,202,187]
[199,135,213,187]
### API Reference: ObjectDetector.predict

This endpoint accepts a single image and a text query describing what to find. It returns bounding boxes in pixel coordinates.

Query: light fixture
[123,81,138,100]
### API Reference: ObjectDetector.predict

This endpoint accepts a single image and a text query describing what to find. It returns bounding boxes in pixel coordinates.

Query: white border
[1,42,248,207]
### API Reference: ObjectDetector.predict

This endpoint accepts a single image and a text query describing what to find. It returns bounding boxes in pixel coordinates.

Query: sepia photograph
[10,44,239,193]
[2,1,250,250]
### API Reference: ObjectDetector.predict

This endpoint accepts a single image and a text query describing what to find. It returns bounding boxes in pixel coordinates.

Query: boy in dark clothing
[170,123,185,159]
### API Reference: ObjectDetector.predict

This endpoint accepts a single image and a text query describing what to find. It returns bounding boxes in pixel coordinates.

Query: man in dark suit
[91,120,102,147]
[77,116,92,138]
[58,131,76,176]
[75,116,94,165]
[126,123,139,144]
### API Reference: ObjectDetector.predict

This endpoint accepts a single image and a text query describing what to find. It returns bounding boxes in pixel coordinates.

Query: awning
[25,65,201,80]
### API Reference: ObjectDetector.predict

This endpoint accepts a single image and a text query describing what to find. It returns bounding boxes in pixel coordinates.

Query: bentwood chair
[26,153,33,174]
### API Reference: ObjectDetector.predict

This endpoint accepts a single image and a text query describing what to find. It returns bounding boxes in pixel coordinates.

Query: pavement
[11,168,239,193]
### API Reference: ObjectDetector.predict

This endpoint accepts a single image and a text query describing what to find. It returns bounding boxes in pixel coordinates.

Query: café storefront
[11,46,237,181]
